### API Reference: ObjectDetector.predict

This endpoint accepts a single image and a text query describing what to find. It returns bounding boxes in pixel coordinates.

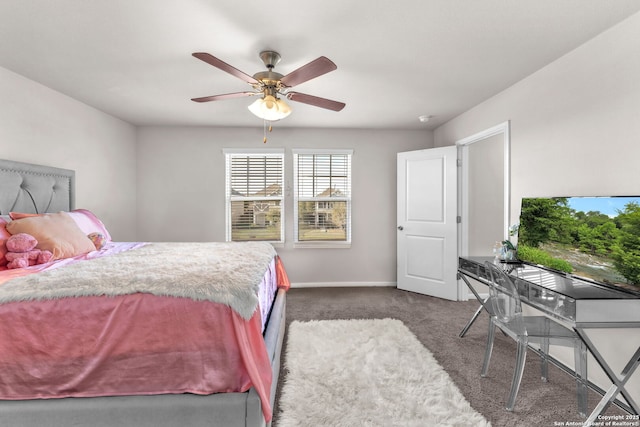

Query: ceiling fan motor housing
[255,51,285,91]
[252,71,285,90]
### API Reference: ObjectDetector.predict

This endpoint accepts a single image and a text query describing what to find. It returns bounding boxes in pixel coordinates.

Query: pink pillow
[0,218,10,267]
[6,212,96,260]
[10,209,112,242]
[66,209,112,242]
[8,212,37,219]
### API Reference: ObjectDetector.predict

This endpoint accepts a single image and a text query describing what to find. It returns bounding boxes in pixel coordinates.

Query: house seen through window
[293,149,352,244]
[224,150,284,242]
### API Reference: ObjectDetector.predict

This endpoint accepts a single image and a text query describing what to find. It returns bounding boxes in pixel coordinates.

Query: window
[293,149,352,246]
[224,149,284,242]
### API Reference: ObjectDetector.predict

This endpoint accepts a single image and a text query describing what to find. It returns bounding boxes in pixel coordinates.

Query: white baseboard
[290,281,396,289]
[466,292,489,301]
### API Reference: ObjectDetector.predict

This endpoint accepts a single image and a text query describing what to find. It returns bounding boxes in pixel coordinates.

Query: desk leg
[575,327,640,426]
[458,272,491,338]
[460,304,485,338]
[575,339,588,418]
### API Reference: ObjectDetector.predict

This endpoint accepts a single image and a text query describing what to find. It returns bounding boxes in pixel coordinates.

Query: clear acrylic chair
[481,261,588,416]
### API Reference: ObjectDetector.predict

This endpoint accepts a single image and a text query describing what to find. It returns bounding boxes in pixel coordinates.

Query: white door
[397,146,458,300]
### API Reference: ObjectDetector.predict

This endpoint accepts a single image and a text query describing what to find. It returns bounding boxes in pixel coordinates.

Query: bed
[0,159,287,427]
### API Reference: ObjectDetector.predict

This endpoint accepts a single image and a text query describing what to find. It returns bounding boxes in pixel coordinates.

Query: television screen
[518,196,640,294]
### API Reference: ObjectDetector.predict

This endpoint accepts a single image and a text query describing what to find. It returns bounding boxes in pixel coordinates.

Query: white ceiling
[1,1,639,130]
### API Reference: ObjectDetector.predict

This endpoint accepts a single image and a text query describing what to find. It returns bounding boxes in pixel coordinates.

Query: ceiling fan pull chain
[263,120,267,143]
[262,120,274,144]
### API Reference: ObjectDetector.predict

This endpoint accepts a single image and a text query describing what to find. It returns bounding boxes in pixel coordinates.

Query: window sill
[294,242,351,249]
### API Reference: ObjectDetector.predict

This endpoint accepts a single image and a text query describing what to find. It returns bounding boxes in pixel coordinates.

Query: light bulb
[262,95,277,111]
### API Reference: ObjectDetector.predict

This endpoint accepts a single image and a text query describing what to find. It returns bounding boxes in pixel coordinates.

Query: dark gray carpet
[272,287,625,427]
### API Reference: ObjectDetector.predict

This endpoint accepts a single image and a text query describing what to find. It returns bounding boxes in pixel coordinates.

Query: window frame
[224,148,285,244]
[293,148,353,248]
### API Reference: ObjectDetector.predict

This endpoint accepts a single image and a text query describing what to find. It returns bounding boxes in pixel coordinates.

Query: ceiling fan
[191,50,346,122]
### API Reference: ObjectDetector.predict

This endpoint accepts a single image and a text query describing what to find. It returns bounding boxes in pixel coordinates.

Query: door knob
[397,226,404,231]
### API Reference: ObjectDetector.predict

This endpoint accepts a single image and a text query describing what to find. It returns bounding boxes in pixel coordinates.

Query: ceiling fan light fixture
[192,50,344,126]
[248,95,292,121]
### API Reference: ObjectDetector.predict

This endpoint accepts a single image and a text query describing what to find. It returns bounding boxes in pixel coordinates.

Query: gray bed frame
[0,159,286,427]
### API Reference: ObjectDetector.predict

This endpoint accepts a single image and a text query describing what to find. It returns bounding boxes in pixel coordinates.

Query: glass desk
[458,256,640,425]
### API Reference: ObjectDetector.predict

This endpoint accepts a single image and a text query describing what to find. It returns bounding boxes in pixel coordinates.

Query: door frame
[456,121,511,300]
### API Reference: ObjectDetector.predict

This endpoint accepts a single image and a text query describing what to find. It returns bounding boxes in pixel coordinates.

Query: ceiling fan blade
[286,92,345,111]
[191,92,256,103]
[280,57,337,87]
[192,52,259,85]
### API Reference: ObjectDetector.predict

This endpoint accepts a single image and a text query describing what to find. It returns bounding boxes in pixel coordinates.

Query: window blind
[225,152,284,242]
[294,151,352,244]
[296,154,350,199]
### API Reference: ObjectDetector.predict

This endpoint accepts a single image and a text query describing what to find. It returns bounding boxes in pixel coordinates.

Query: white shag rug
[277,318,491,427]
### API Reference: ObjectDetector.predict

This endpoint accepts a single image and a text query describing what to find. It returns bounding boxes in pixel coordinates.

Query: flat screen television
[517,196,640,295]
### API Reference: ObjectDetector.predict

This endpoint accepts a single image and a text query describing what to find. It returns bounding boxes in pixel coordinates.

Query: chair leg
[540,318,550,382]
[506,338,528,411]
[540,336,549,382]
[574,339,588,418]
[481,319,496,377]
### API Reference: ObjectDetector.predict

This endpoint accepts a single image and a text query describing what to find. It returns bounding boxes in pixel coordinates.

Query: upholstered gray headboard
[0,159,75,215]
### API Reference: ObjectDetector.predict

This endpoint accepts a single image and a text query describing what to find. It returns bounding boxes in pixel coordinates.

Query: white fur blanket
[0,242,277,320]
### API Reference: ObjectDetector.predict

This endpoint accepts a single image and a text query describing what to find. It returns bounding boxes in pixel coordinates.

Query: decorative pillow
[8,212,38,219]
[6,212,96,260]
[0,218,10,267]
[66,209,112,242]
[88,232,107,250]
[10,209,112,242]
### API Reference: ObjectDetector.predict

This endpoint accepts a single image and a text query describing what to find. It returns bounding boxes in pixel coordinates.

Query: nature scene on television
[517,197,640,292]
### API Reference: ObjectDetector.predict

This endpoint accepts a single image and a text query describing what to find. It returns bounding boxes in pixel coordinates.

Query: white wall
[0,66,138,240]
[136,126,432,285]
[467,134,504,256]
[434,11,640,407]
[435,12,640,219]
